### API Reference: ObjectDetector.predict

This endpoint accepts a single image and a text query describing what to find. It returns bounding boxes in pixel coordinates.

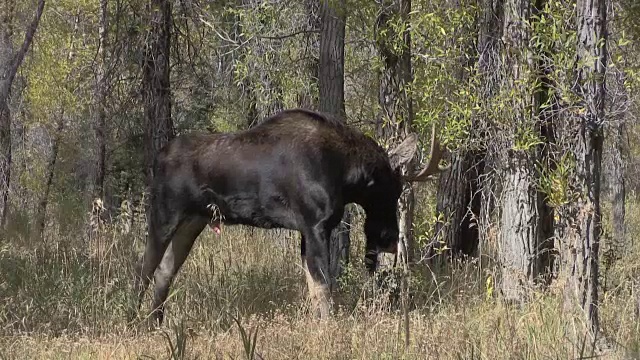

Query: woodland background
[1,0,640,358]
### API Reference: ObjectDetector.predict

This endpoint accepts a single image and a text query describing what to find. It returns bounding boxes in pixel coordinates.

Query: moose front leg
[302,229,332,319]
[150,216,207,327]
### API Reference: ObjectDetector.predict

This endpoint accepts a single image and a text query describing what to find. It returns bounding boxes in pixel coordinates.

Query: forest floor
[1,208,639,359]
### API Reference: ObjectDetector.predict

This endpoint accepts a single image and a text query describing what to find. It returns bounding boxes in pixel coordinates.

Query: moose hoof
[145,317,162,332]
[313,301,332,319]
[309,291,333,319]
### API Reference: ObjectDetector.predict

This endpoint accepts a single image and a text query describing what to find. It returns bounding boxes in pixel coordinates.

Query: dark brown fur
[131,109,417,325]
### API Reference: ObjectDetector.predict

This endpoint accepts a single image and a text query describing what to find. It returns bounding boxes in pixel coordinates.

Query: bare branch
[0,0,46,102]
[258,29,319,40]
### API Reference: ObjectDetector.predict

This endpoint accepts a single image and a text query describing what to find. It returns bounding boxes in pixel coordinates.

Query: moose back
[130,109,445,326]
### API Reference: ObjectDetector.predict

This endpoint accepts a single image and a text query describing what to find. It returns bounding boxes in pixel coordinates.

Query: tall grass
[0,198,639,359]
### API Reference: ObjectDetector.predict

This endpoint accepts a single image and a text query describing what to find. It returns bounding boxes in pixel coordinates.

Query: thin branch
[258,29,319,40]
[0,0,46,101]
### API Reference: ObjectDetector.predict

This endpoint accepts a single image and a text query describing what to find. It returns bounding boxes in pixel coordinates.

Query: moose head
[130,109,446,325]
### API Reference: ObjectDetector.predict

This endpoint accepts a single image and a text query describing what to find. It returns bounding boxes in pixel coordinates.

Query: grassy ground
[1,204,639,359]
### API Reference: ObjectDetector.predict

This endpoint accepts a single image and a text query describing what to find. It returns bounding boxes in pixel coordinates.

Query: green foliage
[512,126,544,151]
[537,152,578,208]
[374,10,409,60]
[410,1,478,151]
[532,1,577,68]
[3,0,640,357]
[26,1,95,125]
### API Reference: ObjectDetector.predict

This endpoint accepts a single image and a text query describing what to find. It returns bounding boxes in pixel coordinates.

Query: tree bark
[376,0,414,266]
[319,0,345,119]
[0,94,10,232]
[533,0,557,285]
[476,0,503,258]
[143,0,174,190]
[611,121,625,246]
[435,153,482,258]
[0,0,46,229]
[0,0,46,102]
[563,0,607,334]
[298,0,320,110]
[93,0,109,201]
[433,0,488,260]
[318,0,349,290]
[498,0,553,302]
[499,152,549,300]
[35,115,64,240]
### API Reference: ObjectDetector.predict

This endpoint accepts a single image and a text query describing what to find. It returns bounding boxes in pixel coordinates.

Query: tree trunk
[611,121,625,246]
[435,153,482,258]
[93,0,109,201]
[318,0,349,290]
[499,152,549,300]
[298,0,319,110]
[143,0,173,190]
[533,0,557,285]
[319,0,345,119]
[497,0,553,302]
[563,0,607,334]
[376,0,415,266]
[0,97,10,232]
[0,4,11,229]
[433,0,486,260]
[35,115,64,240]
[476,0,503,257]
[0,0,45,229]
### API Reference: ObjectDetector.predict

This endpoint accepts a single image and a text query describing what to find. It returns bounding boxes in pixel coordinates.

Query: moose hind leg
[150,216,207,327]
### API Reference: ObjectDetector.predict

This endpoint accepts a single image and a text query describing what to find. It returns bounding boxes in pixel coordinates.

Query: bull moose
[131,109,446,326]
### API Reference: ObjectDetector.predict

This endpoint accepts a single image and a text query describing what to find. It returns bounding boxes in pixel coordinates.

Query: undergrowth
[0,199,638,359]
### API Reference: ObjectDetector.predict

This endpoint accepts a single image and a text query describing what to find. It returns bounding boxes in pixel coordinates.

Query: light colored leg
[301,230,332,319]
[130,213,181,324]
[150,217,207,327]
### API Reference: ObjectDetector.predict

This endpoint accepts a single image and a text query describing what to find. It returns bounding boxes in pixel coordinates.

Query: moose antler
[404,122,449,181]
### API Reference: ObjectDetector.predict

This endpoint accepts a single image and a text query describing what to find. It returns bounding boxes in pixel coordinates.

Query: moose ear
[388,133,419,171]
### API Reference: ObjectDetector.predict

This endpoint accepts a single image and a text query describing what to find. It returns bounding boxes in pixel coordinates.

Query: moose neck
[342,143,398,210]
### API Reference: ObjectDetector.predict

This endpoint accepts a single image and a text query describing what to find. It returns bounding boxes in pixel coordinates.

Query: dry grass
[1,202,639,359]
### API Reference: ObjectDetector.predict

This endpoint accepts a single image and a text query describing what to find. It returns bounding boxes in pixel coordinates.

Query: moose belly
[206,194,296,230]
